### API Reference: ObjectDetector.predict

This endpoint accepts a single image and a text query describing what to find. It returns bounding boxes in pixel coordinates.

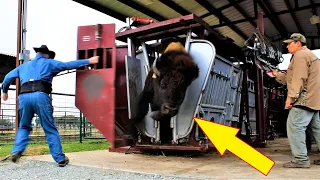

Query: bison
[123,41,199,139]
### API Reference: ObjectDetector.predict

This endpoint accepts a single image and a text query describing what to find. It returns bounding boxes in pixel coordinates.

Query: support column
[15,0,25,132]
[254,11,267,146]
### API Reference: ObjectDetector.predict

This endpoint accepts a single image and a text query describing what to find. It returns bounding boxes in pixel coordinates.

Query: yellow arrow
[194,117,275,176]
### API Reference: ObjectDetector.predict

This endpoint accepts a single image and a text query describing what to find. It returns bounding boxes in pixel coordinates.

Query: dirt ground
[27,138,320,179]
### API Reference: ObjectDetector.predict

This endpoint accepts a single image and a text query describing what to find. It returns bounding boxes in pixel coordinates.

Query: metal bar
[184,30,192,52]
[93,49,97,69]
[116,14,223,42]
[80,112,82,143]
[135,24,201,42]
[258,11,264,35]
[254,13,266,144]
[15,0,23,133]
[254,62,266,143]
[126,18,133,57]
[84,50,88,70]
[83,116,86,137]
[141,41,150,71]
[55,70,76,77]
[103,48,107,68]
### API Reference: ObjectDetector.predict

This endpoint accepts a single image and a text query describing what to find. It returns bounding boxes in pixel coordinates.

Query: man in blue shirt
[1,45,99,167]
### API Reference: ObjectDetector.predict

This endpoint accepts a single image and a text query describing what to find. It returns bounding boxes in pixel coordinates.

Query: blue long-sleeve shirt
[1,54,90,93]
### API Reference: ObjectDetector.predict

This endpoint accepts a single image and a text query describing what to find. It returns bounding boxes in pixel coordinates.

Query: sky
[0,0,320,119]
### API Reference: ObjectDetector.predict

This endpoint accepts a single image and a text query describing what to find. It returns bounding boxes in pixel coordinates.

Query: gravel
[0,159,204,180]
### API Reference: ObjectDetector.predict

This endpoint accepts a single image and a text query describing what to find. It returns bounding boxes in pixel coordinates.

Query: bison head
[150,42,199,120]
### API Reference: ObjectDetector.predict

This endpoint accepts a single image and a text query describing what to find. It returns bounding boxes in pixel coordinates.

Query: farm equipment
[74,14,286,153]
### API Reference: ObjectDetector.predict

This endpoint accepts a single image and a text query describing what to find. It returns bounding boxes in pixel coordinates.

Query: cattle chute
[74,14,286,153]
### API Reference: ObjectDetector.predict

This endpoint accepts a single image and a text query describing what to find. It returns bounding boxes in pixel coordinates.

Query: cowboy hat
[33,45,56,59]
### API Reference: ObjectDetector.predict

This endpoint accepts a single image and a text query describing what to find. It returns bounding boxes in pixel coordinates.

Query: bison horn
[152,58,160,77]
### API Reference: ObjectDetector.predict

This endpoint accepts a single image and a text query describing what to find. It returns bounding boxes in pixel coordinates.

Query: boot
[11,152,23,163]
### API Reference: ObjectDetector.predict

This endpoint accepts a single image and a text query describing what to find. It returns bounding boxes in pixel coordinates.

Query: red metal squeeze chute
[74,14,286,153]
[75,23,131,149]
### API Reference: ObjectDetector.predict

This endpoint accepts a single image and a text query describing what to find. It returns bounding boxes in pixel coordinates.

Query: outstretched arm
[1,67,19,94]
[49,59,90,74]
[49,56,99,74]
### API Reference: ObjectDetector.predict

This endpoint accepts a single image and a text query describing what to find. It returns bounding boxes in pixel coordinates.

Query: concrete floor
[27,138,320,179]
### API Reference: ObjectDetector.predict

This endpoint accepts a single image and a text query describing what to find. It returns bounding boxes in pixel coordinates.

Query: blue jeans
[11,92,65,163]
[287,107,320,164]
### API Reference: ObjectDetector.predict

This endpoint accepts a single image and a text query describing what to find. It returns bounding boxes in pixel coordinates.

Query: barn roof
[72,0,320,53]
[0,52,16,83]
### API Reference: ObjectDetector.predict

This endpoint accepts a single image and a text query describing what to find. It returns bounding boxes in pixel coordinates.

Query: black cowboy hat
[33,45,56,59]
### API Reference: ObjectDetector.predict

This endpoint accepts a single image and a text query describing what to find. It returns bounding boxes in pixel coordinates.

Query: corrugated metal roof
[72,0,320,52]
[296,9,318,34]
[174,0,209,17]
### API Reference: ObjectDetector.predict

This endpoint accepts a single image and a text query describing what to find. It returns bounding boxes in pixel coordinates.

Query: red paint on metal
[114,46,129,129]
[258,11,264,35]
[75,46,133,149]
[77,24,115,50]
[116,14,223,42]
[75,68,116,146]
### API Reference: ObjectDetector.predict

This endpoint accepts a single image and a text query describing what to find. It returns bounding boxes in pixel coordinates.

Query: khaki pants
[287,107,320,164]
